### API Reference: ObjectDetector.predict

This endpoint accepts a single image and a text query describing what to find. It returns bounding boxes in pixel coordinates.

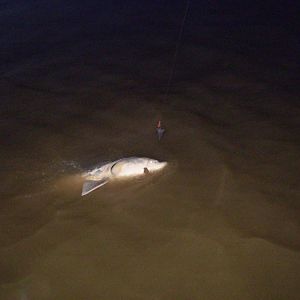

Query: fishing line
[164,0,191,101]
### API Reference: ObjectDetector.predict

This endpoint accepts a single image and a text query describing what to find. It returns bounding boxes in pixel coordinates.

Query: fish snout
[146,159,168,172]
[160,161,168,169]
[153,161,167,171]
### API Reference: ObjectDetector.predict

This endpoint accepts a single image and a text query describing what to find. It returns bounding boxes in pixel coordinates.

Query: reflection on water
[1,1,300,299]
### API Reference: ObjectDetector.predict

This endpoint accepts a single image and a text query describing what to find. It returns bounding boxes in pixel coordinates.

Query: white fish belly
[113,162,144,177]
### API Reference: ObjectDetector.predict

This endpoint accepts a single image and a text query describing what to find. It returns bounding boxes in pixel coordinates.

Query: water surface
[1,1,300,299]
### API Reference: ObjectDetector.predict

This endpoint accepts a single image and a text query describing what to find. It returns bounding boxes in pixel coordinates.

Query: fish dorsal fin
[81,178,109,196]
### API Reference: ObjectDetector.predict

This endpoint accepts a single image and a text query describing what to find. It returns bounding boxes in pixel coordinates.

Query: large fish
[81,157,167,196]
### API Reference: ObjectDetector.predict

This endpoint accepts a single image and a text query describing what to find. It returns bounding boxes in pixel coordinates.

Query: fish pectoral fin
[81,178,109,196]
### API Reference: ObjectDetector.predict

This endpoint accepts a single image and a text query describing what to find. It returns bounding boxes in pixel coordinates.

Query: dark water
[1,1,300,299]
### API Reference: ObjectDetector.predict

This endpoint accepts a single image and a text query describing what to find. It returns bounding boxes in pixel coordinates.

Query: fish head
[146,159,167,173]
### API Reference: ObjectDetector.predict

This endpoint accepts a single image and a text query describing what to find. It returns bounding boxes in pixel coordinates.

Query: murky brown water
[1,2,300,299]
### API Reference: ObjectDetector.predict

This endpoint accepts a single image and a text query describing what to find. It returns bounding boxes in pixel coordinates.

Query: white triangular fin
[81,178,109,196]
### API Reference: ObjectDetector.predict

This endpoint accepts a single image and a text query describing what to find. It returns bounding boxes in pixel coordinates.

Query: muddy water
[1,1,300,299]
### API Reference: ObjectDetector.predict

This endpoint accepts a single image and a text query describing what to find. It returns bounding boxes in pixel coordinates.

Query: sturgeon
[82,157,167,196]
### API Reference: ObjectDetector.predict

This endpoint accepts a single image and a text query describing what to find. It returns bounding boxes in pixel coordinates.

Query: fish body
[82,157,167,196]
